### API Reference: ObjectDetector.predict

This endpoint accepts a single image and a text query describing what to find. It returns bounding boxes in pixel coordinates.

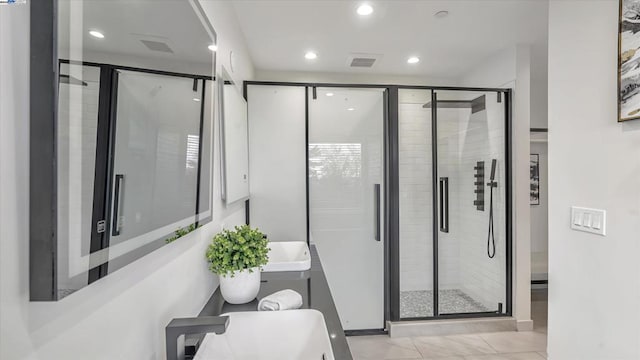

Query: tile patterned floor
[348,290,548,360]
[400,290,489,318]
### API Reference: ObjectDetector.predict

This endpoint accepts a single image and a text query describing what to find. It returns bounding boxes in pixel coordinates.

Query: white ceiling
[58,0,214,73]
[231,0,548,79]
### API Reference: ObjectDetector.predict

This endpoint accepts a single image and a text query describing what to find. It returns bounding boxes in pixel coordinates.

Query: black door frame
[243,81,513,327]
[394,87,513,322]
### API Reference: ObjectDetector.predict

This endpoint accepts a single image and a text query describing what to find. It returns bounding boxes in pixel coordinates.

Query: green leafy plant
[206,225,269,276]
[166,223,199,244]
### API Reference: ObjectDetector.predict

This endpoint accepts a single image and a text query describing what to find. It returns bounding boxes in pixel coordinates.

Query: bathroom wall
[547,1,640,358]
[255,69,457,87]
[0,2,254,359]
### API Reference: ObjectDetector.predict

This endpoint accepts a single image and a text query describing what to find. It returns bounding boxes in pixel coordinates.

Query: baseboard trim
[517,319,534,331]
[388,317,516,338]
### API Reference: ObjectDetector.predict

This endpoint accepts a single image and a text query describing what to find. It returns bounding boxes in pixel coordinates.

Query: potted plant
[206,225,269,304]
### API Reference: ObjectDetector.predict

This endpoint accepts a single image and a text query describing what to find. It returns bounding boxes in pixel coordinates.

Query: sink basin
[193,309,334,360]
[262,241,311,272]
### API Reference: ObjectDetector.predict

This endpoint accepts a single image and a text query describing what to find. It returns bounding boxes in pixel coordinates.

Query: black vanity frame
[29,0,217,301]
[243,81,513,331]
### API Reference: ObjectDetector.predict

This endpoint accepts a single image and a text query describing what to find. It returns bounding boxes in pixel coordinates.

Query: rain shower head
[59,74,87,86]
[423,94,486,114]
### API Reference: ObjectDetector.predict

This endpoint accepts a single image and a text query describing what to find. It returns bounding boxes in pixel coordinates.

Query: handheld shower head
[487,159,498,258]
[489,159,497,182]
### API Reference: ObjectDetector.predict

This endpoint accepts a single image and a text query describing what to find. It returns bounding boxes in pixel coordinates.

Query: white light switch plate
[571,206,606,236]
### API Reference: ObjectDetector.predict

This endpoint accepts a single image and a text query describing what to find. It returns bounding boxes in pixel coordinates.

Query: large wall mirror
[219,67,250,205]
[30,0,217,301]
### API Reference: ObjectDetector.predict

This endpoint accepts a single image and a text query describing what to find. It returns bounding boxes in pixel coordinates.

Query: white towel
[257,289,303,311]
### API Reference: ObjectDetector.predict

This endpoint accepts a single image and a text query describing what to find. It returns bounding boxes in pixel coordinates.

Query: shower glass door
[308,87,386,330]
[397,89,435,318]
[434,89,508,316]
[107,71,203,263]
[397,88,509,319]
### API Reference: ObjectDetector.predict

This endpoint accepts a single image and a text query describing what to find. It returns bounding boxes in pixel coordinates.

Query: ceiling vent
[350,57,376,67]
[140,39,174,54]
[347,53,383,68]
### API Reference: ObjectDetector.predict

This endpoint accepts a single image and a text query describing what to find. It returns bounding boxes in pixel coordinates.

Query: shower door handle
[374,183,381,241]
[112,174,124,236]
[439,177,449,233]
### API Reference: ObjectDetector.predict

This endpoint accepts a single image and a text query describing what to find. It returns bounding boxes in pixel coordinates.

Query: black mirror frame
[30,0,59,301]
[29,0,218,301]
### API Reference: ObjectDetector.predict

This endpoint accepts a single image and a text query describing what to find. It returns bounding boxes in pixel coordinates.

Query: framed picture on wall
[530,154,540,205]
[619,0,640,122]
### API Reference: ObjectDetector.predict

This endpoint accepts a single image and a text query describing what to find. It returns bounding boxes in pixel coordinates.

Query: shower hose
[487,182,496,259]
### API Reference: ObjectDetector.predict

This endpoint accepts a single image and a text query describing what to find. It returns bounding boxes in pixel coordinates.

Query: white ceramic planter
[218,267,261,304]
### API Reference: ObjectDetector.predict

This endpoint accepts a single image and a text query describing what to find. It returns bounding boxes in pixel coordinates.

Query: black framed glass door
[395,87,511,320]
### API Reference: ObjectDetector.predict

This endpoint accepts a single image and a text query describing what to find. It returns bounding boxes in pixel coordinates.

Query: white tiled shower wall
[398,94,506,310]
[399,101,460,292]
[453,95,507,310]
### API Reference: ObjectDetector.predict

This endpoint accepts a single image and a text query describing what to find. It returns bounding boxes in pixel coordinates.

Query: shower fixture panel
[474,161,485,211]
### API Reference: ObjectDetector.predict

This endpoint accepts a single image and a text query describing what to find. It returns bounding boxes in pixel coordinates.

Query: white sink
[193,309,334,360]
[262,241,311,272]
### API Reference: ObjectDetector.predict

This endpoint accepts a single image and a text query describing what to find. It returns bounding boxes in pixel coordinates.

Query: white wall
[0,2,254,359]
[547,1,640,359]
[255,69,457,86]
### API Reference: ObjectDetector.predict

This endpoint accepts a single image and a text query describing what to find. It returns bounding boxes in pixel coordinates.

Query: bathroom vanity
[192,244,352,359]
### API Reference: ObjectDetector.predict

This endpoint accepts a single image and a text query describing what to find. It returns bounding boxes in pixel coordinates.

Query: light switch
[573,212,583,226]
[571,206,606,236]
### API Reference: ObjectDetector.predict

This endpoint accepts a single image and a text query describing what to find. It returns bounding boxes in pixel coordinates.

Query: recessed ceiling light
[434,10,449,18]
[357,3,374,16]
[305,51,318,60]
[407,56,420,64]
[89,30,104,39]
[347,107,355,111]
[208,44,218,52]
[193,98,201,102]
[326,92,334,97]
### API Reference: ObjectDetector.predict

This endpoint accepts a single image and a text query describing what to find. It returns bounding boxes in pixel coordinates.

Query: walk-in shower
[244,81,511,331]
[397,88,509,319]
